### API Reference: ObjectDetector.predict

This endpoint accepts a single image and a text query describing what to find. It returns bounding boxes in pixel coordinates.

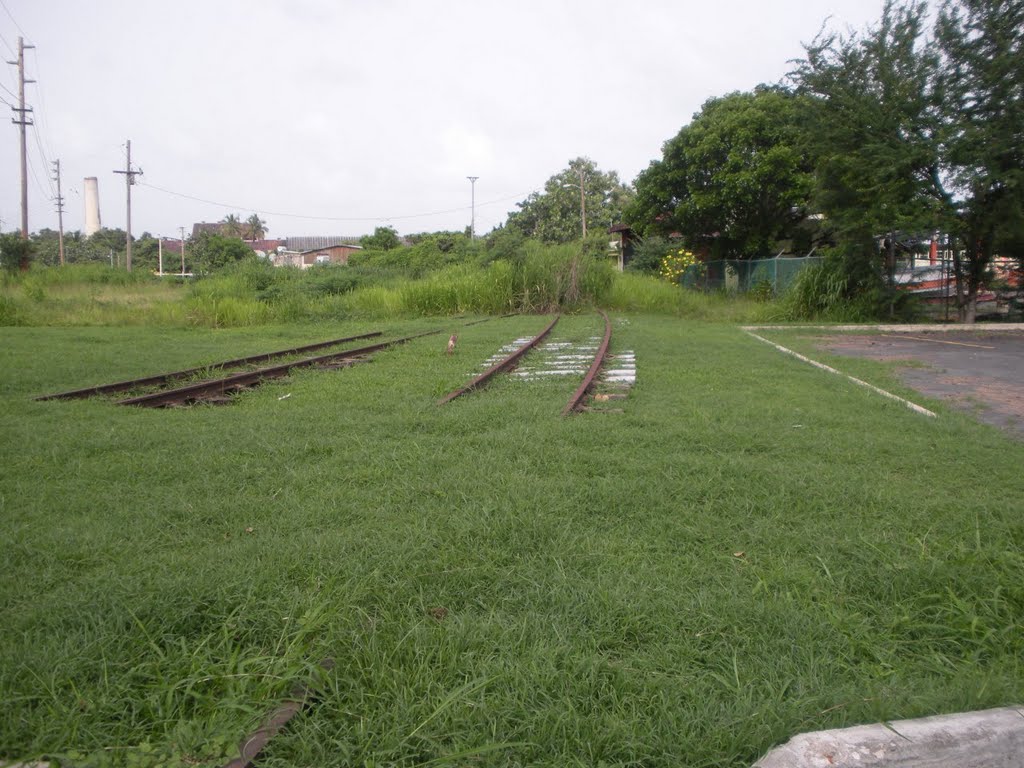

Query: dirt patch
[816,331,1024,439]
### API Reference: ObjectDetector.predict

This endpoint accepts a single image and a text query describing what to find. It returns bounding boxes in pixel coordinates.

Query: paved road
[818,331,1024,438]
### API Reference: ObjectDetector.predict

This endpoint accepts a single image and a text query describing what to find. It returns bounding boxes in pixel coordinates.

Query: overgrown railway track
[438,315,560,405]
[561,309,612,416]
[438,312,619,414]
[35,331,385,401]
[117,331,440,408]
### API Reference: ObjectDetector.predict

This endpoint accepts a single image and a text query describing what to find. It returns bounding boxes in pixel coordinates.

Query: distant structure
[283,235,361,251]
[83,177,101,236]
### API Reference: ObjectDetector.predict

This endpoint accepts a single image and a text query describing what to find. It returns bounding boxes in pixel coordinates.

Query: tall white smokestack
[84,177,101,237]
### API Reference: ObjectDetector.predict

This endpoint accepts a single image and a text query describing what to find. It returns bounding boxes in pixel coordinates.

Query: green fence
[681,256,822,295]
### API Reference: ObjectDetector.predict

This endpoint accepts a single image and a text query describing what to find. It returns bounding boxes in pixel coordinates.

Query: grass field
[2,314,1022,767]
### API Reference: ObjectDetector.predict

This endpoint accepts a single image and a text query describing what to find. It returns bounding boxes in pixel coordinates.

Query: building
[274,244,363,269]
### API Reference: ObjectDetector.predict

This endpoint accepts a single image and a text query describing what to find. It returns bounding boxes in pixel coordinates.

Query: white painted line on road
[879,333,995,349]
[744,331,937,418]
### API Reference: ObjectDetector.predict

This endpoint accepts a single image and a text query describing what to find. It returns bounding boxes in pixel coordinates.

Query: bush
[627,236,673,274]
[772,245,918,321]
[0,234,35,272]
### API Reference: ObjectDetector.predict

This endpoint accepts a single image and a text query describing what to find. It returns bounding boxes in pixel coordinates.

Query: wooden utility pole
[8,37,35,239]
[114,139,142,271]
[52,159,65,265]
[578,168,587,240]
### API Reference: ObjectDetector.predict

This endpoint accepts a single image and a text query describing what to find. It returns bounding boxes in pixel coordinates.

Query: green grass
[1,315,1022,767]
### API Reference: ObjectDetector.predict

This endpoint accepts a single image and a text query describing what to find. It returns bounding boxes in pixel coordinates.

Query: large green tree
[793,0,1023,321]
[793,1,953,312]
[936,0,1024,320]
[629,88,814,259]
[506,157,633,244]
[188,231,254,275]
[359,226,401,251]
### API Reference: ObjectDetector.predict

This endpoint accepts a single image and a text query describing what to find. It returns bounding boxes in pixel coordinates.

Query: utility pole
[52,159,65,265]
[467,176,479,240]
[179,225,186,275]
[157,235,163,275]
[113,139,142,271]
[8,37,35,239]
[577,168,587,240]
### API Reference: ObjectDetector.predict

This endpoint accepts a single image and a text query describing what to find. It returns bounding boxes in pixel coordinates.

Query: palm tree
[245,214,268,241]
[222,214,243,238]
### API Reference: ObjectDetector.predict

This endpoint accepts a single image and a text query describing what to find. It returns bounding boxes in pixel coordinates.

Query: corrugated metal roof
[284,235,362,251]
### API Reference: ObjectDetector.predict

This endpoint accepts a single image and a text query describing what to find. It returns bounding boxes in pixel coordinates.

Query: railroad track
[561,309,612,416]
[438,312,619,414]
[438,315,560,404]
[35,331,385,402]
[117,331,440,408]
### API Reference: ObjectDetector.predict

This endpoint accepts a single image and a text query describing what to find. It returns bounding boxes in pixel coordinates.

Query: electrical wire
[0,0,27,39]
[137,180,538,224]
[31,124,57,198]
[27,48,59,167]
[0,29,15,57]
[26,143,51,203]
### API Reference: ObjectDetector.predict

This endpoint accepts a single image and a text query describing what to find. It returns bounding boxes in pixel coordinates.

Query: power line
[0,0,27,39]
[31,124,57,197]
[0,29,14,58]
[136,180,539,224]
[27,48,58,167]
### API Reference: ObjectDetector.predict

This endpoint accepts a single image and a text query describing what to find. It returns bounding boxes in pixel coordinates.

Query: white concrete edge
[753,706,1024,767]
[743,331,937,418]
[740,323,1024,332]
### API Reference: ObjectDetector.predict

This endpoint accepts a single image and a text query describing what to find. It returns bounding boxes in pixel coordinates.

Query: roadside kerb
[753,706,1024,767]
[741,323,1024,333]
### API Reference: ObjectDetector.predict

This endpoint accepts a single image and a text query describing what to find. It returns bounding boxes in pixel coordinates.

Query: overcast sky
[1,0,887,240]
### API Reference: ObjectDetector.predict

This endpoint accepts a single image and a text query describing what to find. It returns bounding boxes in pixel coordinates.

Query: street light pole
[467,176,479,239]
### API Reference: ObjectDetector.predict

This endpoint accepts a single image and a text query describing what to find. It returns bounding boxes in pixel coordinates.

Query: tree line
[502,0,1023,321]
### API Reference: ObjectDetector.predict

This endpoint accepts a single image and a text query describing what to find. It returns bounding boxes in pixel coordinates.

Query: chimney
[84,177,101,237]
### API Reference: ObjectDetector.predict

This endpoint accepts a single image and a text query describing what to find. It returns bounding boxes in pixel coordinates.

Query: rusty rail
[119,330,440,408]
[438,315,559,405]
[35,331,385,401]
[562,310,612,416]
[222,658,334,768]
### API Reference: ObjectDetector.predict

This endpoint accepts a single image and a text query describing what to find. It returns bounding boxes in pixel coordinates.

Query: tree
[506,157,633,244]
[359,226,401,251]
[0,233,34,271]
[793,1,953,315]
[628,88,814,259]
[793,0,1023,321]
[189,231,255,275]
[245,214,268,241]
[222,214,243,238]
[936,0,1024,321]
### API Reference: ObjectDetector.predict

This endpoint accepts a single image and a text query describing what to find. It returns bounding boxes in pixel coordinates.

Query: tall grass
[2,246,775,327]
[607,272,766,322]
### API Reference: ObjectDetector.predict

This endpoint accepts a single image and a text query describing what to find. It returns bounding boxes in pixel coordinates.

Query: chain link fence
[680,256,823,295]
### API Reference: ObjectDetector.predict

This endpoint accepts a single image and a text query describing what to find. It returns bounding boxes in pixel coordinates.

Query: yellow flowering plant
[659,248,699,283]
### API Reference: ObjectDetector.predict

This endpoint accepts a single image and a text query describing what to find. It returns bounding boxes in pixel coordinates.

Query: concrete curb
[753,706,1024,767]
[740,323,1024,332]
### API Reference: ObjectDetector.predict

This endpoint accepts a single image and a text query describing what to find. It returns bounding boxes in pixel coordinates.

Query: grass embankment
[1,257,769,327]
[2,315,1022,766]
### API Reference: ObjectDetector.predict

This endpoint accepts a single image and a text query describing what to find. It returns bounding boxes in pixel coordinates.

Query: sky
[0,0,887,241]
